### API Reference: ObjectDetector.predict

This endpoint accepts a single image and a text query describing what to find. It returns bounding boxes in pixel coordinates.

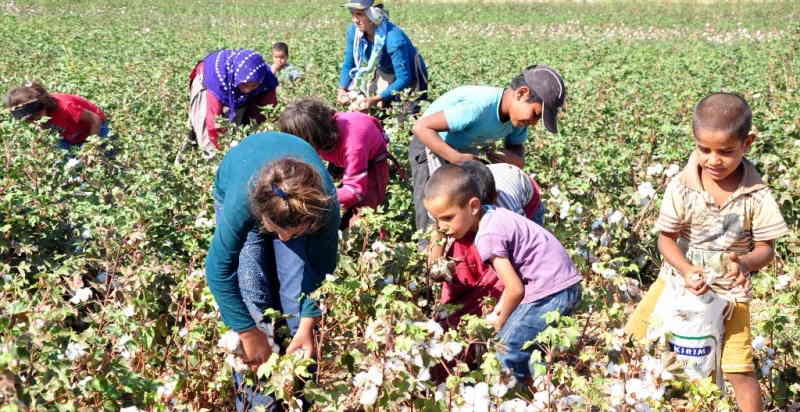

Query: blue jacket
[339,22,428,101]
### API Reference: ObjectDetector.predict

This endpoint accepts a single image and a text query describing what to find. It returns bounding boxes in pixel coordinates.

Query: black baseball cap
[523,65,566,134]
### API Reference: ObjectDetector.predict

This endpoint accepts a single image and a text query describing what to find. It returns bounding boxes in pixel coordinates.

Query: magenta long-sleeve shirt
[318,112,388,210]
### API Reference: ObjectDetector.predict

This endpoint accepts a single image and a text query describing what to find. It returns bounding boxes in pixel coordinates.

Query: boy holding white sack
[625,92,789,412]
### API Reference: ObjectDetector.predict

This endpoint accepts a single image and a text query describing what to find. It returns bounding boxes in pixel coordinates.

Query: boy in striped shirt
[625,93,789,412]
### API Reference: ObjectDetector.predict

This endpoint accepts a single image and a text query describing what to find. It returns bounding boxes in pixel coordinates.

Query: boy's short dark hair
[272,42,289,55]
[693,92,752,141]
[457,160,496,205]
[424,164,481,206]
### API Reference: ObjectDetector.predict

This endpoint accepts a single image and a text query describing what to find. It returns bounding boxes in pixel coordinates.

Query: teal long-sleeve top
[205,132,340,332]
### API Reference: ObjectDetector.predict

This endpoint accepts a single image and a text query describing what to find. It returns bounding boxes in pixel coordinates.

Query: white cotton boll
[434,383,448,402]
[81,228,92,239]
[371,241,390,254]
[559,394,584,407]
[353,371,370,388]
[2,274,11,281]
[664,164,680,177]
[637,182,656,200]
[122,305,135,317]
[417,367,431,382]
[442,341,463,362]
[600,232,611,247]
[559,200,571,219]
[359,384,379,406]
[194,216,214,228]
[78,376,93,386]
[486,311,499,324]
[752,335,766,351]
[591,219,604,230]
[224,353,248,372]
[532,390,549,410]
[472,382,491,412]
[65,158,81,170]
[179,327,188,337]
[646,163,664,176]
[217,330,240,353]
[498,399,529,412]
[608,381,625,404]
[761,358,774,376]
[325,274,338,282]
[120,407,141,412]
[549,186,562,197]
[69,287,92,304]
[605,361,627,377]
[428,341,444,359]
[775,274,791,290]
[66,342,87,361]
[383,275,395,284]
[364,365,383,386]
[490,382,509,397]
[415,319,444,339]
[608,210,625,225]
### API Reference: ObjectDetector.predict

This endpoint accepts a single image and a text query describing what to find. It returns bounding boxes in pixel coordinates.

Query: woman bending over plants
[205,132,340,409]
[187,49,279,157]
[278,98,390,228]
[5,81,108,149]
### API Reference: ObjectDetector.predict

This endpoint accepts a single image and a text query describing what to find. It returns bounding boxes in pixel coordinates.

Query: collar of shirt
[676,151,765,208]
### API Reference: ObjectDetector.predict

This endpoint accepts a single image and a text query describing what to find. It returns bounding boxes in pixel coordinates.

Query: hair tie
[271,183,289,199]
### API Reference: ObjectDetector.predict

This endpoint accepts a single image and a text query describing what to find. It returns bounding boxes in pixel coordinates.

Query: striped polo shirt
[655,152,788,252]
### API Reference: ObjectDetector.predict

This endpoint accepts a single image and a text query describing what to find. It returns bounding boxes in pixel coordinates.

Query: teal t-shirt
[207,132,340,332]
[422,86,528,150]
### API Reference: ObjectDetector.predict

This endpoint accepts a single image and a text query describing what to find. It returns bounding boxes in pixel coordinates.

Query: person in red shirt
[5,82,108,148]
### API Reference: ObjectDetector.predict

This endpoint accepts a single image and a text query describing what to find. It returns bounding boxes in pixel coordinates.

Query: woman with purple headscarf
[188,49,279,156]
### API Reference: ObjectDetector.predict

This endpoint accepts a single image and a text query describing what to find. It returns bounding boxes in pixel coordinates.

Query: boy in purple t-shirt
[424,164,582,379]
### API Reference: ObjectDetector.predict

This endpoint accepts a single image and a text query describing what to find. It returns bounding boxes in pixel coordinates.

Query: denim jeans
[531,203,545,227]
[213,201,308,411]
[496,282,582,379]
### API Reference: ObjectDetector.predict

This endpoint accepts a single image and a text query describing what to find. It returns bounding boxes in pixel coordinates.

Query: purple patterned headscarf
[202,49,279,122]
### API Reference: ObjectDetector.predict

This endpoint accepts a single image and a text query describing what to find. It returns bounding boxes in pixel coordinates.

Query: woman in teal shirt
[205,132,340,409]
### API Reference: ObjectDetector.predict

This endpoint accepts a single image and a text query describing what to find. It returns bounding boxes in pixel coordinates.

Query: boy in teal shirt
[410,64,566,233]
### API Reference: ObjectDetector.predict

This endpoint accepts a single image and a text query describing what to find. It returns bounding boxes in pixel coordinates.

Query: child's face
[424,194,481,239]
[237,81,260,95]
[272,50,287,66]
[693,128,755,183]
[508,87,543,128]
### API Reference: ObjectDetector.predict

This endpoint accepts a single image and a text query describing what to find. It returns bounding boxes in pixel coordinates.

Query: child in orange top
[625,93,789,412]
[5,82,108,149]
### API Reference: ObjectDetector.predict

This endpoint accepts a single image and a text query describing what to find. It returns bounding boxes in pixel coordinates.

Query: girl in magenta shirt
[278,98,390,227]
[5,82,108,148]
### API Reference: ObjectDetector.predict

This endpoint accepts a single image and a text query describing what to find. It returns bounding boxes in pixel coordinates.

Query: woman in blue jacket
[337,0,428,114]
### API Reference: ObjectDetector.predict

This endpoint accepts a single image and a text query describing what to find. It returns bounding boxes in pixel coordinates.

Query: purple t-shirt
[475,206,581,304]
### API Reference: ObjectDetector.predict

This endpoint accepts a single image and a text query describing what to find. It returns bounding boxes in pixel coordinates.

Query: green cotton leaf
[542,310,562,325]
[5,301,27,316]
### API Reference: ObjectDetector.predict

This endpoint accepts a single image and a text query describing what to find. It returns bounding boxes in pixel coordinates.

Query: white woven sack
[649,271,730,387]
